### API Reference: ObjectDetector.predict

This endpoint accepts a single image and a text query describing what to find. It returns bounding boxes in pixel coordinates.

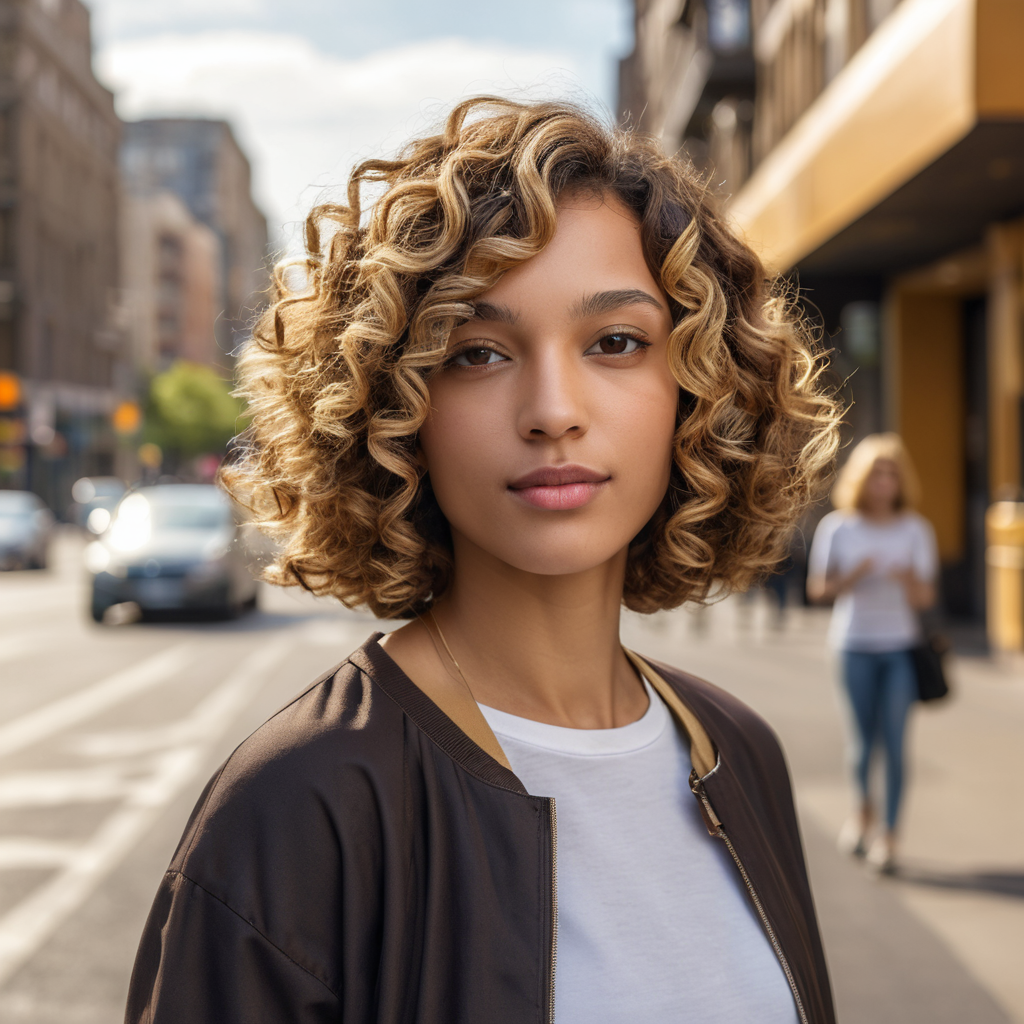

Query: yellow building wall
[729,0,977,271]
[986,224,1023,496]
[977,0,1024,115]
[893,291,966,560]
[729,0,1024,273]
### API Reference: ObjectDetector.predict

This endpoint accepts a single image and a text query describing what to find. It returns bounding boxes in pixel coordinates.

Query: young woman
[807,434,938,873]
[127,99,840,1024]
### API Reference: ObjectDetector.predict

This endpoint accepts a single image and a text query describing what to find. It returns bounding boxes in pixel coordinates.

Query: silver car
[71,476,127,534]
[86,484,259,622]
[0,491,54,570]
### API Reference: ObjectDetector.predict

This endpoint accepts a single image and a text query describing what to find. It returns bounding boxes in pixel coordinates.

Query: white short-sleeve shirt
[807,509,938,652]
[478,680,799,1024]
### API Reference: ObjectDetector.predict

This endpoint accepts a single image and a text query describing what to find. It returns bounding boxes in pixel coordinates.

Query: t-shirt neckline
[477,678,668,757]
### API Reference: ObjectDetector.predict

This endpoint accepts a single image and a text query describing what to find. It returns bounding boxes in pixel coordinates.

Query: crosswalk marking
[0,632,50,666]
[0,763,145,808]
[0,837,79,870]
[0,635,294,988]
[0,645,192,759]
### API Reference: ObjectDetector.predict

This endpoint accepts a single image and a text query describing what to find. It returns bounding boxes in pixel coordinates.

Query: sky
[85,0,633,252]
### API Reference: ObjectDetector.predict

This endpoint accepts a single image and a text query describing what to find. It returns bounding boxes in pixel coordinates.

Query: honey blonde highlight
[222,97,842,617]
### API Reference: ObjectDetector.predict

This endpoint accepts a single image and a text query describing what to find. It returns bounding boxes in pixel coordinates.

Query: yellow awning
[729,0,1024,273]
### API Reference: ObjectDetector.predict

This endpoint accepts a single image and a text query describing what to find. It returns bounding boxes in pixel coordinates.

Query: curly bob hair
[223,97,841,618]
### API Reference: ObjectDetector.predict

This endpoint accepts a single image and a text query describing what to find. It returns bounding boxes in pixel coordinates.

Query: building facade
[620,0,1024,644]
[120,189,223,372]
[619,0,756,197]
[0,0,123,508]
[120,119,269,370]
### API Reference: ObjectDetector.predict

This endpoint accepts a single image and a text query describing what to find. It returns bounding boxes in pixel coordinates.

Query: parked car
[0,490,54,570]
[70,476,127,534]
[85,484,259,622]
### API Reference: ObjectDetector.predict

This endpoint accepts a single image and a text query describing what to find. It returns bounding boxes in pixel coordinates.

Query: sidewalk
[620,596,1024,1024]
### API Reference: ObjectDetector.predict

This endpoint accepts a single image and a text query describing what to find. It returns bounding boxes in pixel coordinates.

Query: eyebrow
[469,288,665,327]
[569,289,665,320]
[468,301,520,325]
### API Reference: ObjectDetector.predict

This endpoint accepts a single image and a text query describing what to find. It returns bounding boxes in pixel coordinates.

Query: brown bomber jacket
[126,633,835,1024]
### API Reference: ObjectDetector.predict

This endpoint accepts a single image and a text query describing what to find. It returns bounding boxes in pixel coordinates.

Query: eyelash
[445,345,509,369]
[445,329,651,369]
[584,329,651,356]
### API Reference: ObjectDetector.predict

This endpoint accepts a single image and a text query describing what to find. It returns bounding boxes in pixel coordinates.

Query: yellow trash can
[986,502,1024,652]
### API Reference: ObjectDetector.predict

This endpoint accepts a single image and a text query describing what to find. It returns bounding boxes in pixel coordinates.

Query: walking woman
[807,434,938,873]
[126,99,841,1023]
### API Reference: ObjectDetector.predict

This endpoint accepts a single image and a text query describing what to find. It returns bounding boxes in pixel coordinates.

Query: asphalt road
[0,530,1020,1023]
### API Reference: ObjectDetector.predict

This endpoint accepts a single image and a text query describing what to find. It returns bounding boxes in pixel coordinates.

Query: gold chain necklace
[423,609,475,700]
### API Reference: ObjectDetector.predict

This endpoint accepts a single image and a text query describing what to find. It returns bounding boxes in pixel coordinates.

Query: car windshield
[149,504,231,531]
[72,478,125,504]
[107,489,233,551]
[0,493,37,517]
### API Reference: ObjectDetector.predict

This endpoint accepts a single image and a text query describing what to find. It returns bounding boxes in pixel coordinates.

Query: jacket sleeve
[125,870,341,1024]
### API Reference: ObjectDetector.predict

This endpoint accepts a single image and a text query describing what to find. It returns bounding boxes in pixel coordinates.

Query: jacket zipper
[548,797,558,1024]
[690,772,810,1024]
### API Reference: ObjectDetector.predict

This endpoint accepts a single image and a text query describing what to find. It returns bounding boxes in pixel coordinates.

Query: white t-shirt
[807,509,938,652]
[478,680,799,1024]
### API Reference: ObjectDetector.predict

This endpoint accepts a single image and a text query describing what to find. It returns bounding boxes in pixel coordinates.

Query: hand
[808,557,875,602]
[846,557,874,586]
[888,566,915,587]
[889,566,936,610]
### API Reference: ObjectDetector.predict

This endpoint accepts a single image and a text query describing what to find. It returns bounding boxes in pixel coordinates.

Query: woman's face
[862,457,902,511]
[418,193,679,579]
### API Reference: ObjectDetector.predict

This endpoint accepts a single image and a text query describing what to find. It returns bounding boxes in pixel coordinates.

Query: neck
[861,502,899,520]
[428,534,646,729]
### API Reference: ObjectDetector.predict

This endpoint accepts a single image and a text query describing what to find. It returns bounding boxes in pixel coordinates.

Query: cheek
[608,377,678,496]
[418,385,505,496]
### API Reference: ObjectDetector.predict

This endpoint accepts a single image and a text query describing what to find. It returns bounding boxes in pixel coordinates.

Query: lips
[508,464,610,511]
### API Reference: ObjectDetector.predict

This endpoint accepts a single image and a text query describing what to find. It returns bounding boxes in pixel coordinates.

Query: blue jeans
[840,649,917,831]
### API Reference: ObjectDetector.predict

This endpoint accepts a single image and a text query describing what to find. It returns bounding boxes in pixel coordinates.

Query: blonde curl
[222,97,842,617]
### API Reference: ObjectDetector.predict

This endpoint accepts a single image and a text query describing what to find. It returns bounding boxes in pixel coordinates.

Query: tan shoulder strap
[624,649,718,778]
[412,669,514,772]
[401,646,717,780]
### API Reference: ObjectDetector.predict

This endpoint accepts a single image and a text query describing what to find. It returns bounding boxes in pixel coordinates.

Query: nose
[515,346,589,441]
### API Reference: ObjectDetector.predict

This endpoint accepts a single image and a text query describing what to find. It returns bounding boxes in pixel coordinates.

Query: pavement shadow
[137,609,319,632]
[138,608,382,633]
[895,864,1024,899]
[803,822,1013,1024]
[98,601,383,634]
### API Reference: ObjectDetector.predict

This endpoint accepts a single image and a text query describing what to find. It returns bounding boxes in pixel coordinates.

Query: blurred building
[0,0,124,509]
[120,119,269,371]
[619,0,755,196]
[621,0,1024,635]
[121,189,222,371]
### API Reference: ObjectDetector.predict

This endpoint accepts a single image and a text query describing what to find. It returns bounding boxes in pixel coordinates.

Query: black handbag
[911,632,951,702]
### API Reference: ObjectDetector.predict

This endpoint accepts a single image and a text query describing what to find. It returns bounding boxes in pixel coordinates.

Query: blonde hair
[222,97,842,618]
[832,433,921,511]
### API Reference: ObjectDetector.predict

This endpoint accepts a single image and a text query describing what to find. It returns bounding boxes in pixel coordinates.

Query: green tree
[144,361,247,460]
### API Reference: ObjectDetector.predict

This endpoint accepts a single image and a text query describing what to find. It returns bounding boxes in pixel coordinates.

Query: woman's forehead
[470,200,665,316]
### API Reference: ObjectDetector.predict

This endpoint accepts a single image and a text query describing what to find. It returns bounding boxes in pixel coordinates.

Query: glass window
[707,0,751,52]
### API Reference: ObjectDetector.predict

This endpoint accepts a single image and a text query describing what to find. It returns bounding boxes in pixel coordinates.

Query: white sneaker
[837,817,868,858]
[866,837,896,876]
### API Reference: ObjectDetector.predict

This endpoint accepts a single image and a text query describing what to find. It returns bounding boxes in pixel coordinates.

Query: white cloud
[96,31,589,252]
[89,0,269,34]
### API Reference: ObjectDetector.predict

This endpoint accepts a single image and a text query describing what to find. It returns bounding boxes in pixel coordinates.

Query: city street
[0,531,1021,1024]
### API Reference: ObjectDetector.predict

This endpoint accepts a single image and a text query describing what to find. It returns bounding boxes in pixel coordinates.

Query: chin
[477,529,634,578]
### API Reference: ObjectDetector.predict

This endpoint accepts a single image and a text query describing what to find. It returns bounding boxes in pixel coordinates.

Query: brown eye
[585,332,647,356]
[452,346,506,367]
